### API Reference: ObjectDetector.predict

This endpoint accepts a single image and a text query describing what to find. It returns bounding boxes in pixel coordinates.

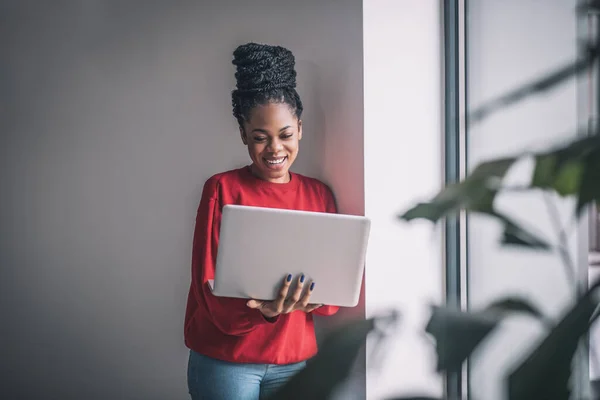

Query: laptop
[209,204,370,307]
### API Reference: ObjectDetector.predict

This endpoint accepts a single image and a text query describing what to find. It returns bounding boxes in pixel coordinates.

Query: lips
[265,157,286,165]
[263,156,287,169]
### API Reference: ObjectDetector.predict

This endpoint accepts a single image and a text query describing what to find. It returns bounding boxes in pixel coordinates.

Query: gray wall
[466,1,579,399]
[0,1,364,399]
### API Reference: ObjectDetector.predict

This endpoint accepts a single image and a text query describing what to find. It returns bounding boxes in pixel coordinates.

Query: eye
[253,136,267,143]
[281,133,293,139]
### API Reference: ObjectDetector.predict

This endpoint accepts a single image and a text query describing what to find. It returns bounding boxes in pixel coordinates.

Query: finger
[246,299,264,309]
[274,274,293,312]
[285,274,305,311]
[298,281,315,309]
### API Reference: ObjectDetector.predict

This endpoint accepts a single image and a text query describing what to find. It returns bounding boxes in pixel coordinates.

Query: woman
[184,43,339,400]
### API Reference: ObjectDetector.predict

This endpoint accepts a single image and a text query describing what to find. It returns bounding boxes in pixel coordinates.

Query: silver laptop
[210,204,370,307]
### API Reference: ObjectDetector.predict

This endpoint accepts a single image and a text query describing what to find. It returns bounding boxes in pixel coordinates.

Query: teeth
[266,158,285,164]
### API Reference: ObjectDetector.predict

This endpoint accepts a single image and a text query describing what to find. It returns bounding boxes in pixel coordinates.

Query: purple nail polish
[300,275,305,283]
[310,282,315,291]
[287,274,292,282]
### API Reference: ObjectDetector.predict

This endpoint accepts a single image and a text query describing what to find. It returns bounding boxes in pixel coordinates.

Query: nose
[267,138,283,152]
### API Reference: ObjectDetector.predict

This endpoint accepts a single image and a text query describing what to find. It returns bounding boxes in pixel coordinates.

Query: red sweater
[184,166,340,365]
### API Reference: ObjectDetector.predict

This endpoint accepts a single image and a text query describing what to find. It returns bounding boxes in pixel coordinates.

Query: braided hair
[231,42,304,128]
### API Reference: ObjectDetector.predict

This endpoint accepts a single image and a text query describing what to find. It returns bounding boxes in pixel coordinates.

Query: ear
[297,120,303,141]
[239,126,248,145]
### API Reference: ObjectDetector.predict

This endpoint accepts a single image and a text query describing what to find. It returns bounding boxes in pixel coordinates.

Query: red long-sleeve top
[184,166,339,365]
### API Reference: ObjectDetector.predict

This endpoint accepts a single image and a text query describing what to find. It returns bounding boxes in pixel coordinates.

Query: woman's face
[240,102,302,183]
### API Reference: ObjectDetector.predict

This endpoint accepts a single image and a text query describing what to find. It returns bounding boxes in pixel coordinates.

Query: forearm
[199,283,278,336]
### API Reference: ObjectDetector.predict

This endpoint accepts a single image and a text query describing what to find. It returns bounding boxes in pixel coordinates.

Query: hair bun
[232,42,297,93]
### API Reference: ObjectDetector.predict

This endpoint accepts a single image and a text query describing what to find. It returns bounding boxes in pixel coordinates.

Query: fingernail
[310,282,315,291]
[287,274,292,282]
[300,275,305,283]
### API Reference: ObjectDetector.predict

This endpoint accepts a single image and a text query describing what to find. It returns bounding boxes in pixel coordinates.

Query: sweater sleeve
[313,185,341,317]
[190,177,276,336]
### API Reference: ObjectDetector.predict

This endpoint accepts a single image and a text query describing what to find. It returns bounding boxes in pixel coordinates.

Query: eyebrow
[251,126,292,134]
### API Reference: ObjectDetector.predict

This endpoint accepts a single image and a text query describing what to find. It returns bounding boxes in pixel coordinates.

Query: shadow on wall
[298,59,350,187]
[294,59,324,180]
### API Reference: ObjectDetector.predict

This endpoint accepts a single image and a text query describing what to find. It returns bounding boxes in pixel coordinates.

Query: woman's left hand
[246,274,322,318]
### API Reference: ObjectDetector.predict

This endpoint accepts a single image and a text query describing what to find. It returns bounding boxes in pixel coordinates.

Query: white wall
[363,1,444,398]
[0,1,363,399]
[466,1,580,399]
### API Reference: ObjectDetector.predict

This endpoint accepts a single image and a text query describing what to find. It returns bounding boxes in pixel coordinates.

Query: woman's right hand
[246,274,322,318]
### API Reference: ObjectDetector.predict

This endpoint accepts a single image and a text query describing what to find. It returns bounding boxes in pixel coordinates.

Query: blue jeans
[187,350,306,400]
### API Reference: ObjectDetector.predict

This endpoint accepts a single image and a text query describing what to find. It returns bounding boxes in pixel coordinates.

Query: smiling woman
[232,43,304,184]
[240,102,302,184]
[183,42,340,400]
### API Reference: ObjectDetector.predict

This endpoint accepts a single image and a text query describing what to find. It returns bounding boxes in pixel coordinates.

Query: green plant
[400,133,600,400]
[270,6,600,400]
[271,132,600,400]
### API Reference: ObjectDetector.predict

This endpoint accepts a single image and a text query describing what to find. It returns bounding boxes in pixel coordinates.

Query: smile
[263,156,288,170]
[264,157,287,165]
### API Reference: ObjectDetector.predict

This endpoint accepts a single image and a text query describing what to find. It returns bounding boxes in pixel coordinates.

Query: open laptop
[209,204,370,307]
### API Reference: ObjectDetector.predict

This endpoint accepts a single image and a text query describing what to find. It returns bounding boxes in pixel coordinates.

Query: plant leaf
[385,397,444,400]
[401,202,448,222]
[531,134,599,197]
[270,314,393,400]
[529,133,600,214]
[399,158,517,223]
[577,0,600,14]
[501,229,550,249]
[426,297,553,374]
[552,161,583,196]
[576,144,600,215]
[530,153,556,188]
[468,44,599,125]
[499,217,551,250]
[425,306,498,372]
[483,297,551,326]
[507,277,600,400]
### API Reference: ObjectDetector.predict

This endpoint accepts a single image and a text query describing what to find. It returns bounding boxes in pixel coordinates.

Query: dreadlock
[231,42,304,127]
